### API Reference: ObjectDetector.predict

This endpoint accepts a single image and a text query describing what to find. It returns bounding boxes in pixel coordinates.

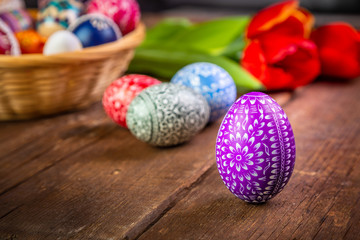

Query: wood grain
[0,94,293,239]
[0,105,116,195]
[138,79,360,240]
[0,109,217,239]
[1,79,358,240]
[0,14,359,240]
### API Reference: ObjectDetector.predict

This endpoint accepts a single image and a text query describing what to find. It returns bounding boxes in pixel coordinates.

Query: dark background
[24,0,360,13]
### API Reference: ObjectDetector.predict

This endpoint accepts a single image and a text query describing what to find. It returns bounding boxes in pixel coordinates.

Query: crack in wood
[0,117,74,159]
[0,138,42,162]
[265,174,323,239]
[0,126,116,198]
[129,164,217,240]
[1,144,55,173]
[342,222,354,240]
[287,168,339,238]
[311,186,344,240]
[342,194,360,239]
[265,195,308,240]
[0,204,24,220]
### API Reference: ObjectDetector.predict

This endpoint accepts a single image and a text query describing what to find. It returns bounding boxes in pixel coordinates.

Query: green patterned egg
[126,83,210,147]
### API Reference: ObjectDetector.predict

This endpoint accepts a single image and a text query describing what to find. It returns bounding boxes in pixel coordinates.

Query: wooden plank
[0,119,216,239]
[0,104,118,195]
[0,104,106,160]
[1,13,357,240]
[137,79,360,240]
[0,93,292,240]
[0,13,203,197]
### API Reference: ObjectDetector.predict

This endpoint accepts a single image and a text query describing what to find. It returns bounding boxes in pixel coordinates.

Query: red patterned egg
[102,74,161,128]
[87,0,140,35]
[0,19,20,55]
[0,9,32,33]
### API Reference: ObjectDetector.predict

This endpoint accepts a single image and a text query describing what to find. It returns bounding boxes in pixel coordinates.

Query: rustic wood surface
[0,14,360,240]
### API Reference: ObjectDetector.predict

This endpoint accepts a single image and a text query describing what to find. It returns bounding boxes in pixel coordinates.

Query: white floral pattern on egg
[171,62,237,122]
[126,83,210,147]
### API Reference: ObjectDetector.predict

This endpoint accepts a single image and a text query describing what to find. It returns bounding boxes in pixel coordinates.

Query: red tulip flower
[311,23,360,79]
[246,0,314,39]
[241,0,321,90]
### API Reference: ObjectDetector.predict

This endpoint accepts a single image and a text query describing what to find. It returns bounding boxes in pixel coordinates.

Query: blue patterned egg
[171,62,237,122]
[37,0,84,38]
[68,13,121,48]
[126,83,210,147]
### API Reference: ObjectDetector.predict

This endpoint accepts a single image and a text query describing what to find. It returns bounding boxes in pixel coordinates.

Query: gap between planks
[128,91,297,240]
[130,165,216,240]
[0,91,296,239]
[0,125,117,198]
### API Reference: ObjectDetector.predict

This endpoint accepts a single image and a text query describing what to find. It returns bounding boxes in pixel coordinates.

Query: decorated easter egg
[43,30,82,55]
[15,29,47,54]
[0,19,20,55]
[171,62,237,122]
[37,0,84,38]
[87,0,140,35]
[39,0,90,9]
[102,74,161,128]
[0,9,32,33]
[68,13,121,48]
[127,83,210,147]
[216,92,296,203]
[38,0,50,9]
[0,0,25,13]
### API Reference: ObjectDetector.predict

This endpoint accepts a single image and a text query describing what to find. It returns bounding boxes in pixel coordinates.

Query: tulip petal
[242,40,294,90]
[275,39,321,88]
[293,8,315,38]
[246,0,299,39]
[265,67,294,90]
[311,23,360,79]
[242,40,267,81]
[242,39,320,90]
[258,33,304,63]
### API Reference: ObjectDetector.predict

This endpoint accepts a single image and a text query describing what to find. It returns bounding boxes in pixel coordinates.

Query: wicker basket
[0,22,146,120]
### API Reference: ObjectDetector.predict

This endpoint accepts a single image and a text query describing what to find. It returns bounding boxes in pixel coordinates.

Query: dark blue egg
[68,13,122,48]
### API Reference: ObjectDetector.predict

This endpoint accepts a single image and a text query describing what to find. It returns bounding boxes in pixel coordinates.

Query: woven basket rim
[0,22,146,67]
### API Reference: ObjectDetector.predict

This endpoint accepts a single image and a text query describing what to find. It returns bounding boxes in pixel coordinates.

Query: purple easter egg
[0,19,20,55]
[215,92,296,203]
[0,9,32,33]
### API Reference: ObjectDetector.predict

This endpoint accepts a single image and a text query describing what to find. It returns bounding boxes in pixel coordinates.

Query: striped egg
[215,92,296,203]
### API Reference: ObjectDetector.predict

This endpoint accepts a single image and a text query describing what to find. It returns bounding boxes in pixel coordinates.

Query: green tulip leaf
[142,18,192,46]
[128,47,264,93]
[141,16,250,56]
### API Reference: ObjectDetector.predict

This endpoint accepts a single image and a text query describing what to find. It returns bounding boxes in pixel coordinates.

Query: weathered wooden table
[0,13,360,240]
